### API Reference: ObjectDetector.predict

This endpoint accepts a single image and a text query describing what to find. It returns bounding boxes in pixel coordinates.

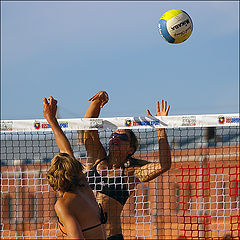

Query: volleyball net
[1,114,239,239]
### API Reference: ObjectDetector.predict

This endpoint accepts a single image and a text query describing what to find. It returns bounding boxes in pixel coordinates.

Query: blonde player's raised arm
[43,96,107,240]
[42,96,74,158]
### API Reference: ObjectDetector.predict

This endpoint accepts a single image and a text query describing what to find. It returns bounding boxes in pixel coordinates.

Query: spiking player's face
[108,129,133,159]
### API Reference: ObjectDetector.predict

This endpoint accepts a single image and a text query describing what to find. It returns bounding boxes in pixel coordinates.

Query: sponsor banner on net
[1,114,238,132]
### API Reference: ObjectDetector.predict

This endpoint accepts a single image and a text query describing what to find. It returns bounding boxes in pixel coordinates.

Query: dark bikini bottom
[107,233,124,240]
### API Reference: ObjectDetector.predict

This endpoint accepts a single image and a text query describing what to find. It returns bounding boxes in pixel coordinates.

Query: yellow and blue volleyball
[158,9,193,44]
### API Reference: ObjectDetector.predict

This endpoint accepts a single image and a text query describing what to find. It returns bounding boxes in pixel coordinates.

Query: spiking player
[83,91,172,239]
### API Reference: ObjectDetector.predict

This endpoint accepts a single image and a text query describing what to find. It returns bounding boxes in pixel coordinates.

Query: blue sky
[1,1,239,120]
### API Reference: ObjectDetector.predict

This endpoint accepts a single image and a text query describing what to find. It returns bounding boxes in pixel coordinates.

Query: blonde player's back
[55,187,107,239]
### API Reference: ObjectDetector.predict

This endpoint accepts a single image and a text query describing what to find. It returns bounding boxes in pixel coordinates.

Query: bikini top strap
[92,157,107,169]
[93,156,126,179]
[121,166,126,177]
[57,216,67,235]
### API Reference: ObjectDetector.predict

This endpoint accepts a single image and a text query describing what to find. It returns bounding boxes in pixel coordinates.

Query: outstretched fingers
[156,101,160,114]
[161,99,164,112]
[160,100,170,116]
[146,109,153,117]
[147,99,170,117]
[166,105,170,115]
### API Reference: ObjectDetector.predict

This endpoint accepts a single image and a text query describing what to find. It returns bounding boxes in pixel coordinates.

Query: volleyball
[158,9,193,44]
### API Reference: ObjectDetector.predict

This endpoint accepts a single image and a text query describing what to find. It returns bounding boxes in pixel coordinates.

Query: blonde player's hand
[42,96,58,121]
[88,91,109,108]
[146,100,170,117]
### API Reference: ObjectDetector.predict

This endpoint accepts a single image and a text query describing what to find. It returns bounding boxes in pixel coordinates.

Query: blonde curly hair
[46,153,85,192]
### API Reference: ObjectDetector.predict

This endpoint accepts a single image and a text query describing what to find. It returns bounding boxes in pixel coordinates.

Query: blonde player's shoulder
[55,192,91,224]
[55,193,71,210]
[54,197,68,219]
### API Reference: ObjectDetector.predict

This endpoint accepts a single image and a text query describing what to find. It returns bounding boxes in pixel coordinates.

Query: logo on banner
[125,120,132,127]
[218,116,225,124]
[226,117,240,123]
[181,116,196,126]
[34,122,41,129]
[0,121,13,131]
[89,119,103,128]
[34,121,69,129]
[41,122,68,129]
[132,120,160,126]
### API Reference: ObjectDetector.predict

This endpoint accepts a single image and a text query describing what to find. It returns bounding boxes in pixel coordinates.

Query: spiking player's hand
[146,100,170,117]
[88,91,109,108]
